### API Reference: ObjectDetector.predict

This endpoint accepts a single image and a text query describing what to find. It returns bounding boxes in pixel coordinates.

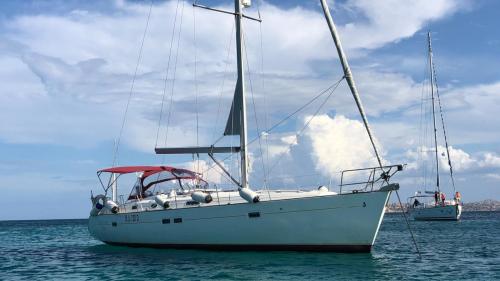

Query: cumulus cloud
[249,114,384,189]
[302,114,382,176]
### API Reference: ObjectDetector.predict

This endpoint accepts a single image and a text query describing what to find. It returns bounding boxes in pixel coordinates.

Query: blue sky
[1,0,499,220]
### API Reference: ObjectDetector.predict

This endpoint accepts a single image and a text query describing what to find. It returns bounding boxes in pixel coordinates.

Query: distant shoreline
[385,209,500,214]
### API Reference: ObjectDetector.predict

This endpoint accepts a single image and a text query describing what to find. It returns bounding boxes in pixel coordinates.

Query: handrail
[340,164,404,194]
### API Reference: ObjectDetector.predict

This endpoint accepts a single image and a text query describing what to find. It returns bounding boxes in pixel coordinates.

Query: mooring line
[395,190,422,259]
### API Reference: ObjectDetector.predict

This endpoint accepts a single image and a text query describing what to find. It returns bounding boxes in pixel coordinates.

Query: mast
[319,0,383,168]
[157,1,258,194]
[235,0,249,189]
[428,32,440,193]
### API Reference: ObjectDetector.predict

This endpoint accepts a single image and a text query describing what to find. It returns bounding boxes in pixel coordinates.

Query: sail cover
[224,77,242,136]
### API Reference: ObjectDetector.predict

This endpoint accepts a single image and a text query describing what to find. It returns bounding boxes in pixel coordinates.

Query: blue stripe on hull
[104,241,372,253]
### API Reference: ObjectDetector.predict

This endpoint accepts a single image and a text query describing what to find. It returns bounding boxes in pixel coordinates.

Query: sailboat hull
[410,204,462,221]
[88,191,391,252]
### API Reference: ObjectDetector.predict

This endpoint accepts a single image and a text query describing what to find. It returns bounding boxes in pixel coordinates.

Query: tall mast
[234,0,249,189]
[428,32,440,192]
[319,0,383,168]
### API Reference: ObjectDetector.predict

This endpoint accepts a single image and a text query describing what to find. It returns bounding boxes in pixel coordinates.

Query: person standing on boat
[441,192,446,205]
[434,191,439,205]
[413,198,420,208]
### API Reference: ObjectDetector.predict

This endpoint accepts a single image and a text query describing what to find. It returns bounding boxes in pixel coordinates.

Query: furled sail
[224,77,243,136]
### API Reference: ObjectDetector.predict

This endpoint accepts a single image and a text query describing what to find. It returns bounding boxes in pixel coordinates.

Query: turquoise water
[1,212,499,280]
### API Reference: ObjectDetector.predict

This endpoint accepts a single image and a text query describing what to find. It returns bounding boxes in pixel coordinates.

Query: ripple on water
[0,213,499,280]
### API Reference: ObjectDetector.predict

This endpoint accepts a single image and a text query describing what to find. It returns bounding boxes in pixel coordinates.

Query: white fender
[191,191,213,203]
[105,200,119,214]
[239,188,260,203]
[318,185,329,192]
[154,195,170,209]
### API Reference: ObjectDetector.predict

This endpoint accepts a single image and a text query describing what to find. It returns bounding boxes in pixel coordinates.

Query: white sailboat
[88,0,404,252]
[408,32,462,221]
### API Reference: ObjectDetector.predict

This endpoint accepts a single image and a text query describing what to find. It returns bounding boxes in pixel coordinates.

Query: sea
[1,212,499,281]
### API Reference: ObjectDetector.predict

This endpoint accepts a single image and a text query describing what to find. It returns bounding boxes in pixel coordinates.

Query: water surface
[1,212,499,280]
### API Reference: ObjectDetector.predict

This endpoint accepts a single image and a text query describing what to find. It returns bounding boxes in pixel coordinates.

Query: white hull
[410,204,462,221]
[88,190,391,252]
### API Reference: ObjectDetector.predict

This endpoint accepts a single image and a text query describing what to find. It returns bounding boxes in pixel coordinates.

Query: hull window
[162,218,170,224]
[174,218,182,223]
[248,212,260,218]
[112,222,117,227]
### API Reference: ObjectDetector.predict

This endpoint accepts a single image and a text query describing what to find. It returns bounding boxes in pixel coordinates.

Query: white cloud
[480,153,500,168]
[0,0,467,152]
[250,114,384,188]
[303,114,383,176]
[180,159,227,185]
[338,0,467,51]
[406,145,500,173]
[485,173,500,181]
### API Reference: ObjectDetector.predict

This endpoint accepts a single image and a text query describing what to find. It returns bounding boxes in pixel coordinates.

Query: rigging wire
[211,22,235,145]
[263,81,341,136]
[193,2,200,174]
[155,0,182,149]
[242,27,269,193]
[204,21,235,184]
[162,0,186,149]
[266,76,344,176]
[431,58,456,193]
[112,1,153,167]
[199,80,344,180]
[428,33,441,193]
[418,38,429,191]
[257,0,271,194]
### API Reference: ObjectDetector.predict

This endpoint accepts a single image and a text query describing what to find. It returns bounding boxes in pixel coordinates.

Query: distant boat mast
[427,32,440,193]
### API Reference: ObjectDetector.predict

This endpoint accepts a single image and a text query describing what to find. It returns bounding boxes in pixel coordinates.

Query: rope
[112,1,153,167]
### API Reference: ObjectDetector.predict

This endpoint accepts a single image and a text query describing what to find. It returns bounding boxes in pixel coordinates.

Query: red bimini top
[98,165,198,179]
[98,166,206,200]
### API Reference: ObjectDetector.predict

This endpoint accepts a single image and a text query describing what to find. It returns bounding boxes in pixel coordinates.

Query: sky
[1,0,499,220]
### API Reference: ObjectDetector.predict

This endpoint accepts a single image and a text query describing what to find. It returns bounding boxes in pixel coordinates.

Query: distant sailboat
[88,0,404,252]
[408,32,462,221]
